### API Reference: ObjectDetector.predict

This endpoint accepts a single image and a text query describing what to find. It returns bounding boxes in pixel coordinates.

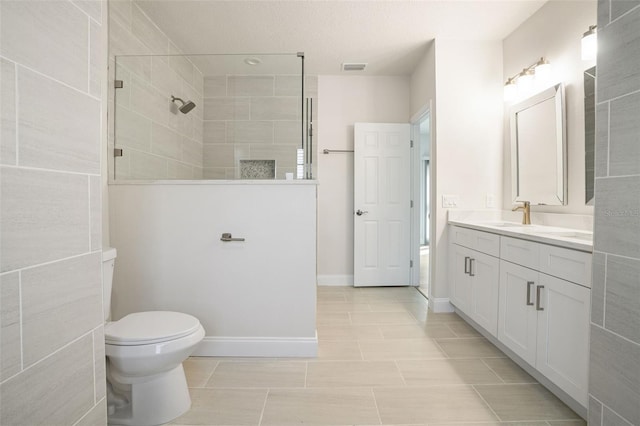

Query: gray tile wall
[108,0,204,180]
[202,75,317,179]
[590,2,640,425]
[0,0,106,424]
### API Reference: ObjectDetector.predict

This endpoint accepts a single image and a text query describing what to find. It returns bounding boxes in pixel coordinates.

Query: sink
[539,231,593,242]
[484,222,526,228]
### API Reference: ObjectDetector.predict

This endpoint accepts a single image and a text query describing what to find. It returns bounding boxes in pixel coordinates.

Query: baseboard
[317,274,354,286]
[192,334,318,358]
[429,297,454,313]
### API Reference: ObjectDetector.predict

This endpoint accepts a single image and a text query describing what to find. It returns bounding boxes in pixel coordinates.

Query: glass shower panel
[113,53,308,181]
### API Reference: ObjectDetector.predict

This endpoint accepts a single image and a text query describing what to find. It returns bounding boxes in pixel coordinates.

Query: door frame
[410,103,434,298]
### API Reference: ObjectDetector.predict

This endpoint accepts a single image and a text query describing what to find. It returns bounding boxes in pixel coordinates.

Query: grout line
[0,163,101,178]
[257,388,270,426]
[480,358,506,384]
[88,176,92,250]
[71,396,106,426]
[304,361,308,388]
[92,328,97,404]
[18,270,24,371]
[609,3,640,25]
[5,251,98,275]
[13,59,19,166]
[603,253,608,328]
[592,321,640,347]
[8,61,99,102]
[203,359,220,387]
[606,101,610,177]
[394,360,407,386]
[1,327,94,385]
[87,16,91,94]
[370,388,384,426]
[597,87,640,105]
[471,385,503,422]
[69,0,101,26]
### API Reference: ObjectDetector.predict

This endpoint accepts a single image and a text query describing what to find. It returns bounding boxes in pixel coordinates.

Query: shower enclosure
[111,53,314,180]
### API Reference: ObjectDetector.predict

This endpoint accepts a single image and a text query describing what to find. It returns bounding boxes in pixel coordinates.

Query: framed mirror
[510,83,567,205]
[584,66,596,205]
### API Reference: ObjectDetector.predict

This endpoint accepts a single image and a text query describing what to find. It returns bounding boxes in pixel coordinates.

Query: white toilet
[102,248,205,426]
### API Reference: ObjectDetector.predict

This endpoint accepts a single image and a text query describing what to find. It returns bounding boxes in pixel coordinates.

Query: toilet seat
[106,311,202,346]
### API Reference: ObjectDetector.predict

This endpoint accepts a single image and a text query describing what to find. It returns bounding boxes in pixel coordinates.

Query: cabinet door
[536,274,590,407]
[450,245,472,312]
[470,252,500,337]
[498,261,538,366]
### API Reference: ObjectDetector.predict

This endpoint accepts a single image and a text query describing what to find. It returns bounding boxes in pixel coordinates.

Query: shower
[171,95,196,114]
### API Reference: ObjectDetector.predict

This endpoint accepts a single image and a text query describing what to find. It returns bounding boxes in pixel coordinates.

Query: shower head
[171,96,196,114]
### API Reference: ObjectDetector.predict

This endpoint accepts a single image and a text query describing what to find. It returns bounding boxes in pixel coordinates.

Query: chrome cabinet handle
[221,233,245,242]
[356,209,368,216]
[464,256,470,274]
[469,258,475,277]
[526,281,534,306]
[536,285,544,311]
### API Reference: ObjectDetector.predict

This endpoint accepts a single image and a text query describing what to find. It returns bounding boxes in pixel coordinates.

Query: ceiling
[136,0,547,76]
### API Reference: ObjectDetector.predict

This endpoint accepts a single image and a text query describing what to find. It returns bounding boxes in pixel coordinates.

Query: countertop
[448,219,593,252]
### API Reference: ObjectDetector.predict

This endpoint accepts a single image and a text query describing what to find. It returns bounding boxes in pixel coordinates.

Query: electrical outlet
[486,193,496,208]
[442,195,459,208]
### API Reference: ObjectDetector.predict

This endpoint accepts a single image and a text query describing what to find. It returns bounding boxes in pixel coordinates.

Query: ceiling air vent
[342,63,367,71]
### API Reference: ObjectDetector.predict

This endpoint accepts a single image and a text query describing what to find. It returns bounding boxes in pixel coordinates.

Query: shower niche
[111,53,316,181]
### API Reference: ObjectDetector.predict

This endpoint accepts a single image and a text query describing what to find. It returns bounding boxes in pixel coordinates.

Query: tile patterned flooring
[172,286,585,426]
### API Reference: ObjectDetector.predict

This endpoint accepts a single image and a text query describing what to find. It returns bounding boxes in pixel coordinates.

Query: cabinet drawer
[501,236,539,270]
[539,245,592,288]
[452,226,500,257]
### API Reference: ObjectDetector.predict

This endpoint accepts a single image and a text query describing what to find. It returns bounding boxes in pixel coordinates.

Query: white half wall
[502,1,597,215]
[317,75,410,281]
[109,182,317,357]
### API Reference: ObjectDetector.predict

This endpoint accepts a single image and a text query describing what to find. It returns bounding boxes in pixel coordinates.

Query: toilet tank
[102,247,117,321]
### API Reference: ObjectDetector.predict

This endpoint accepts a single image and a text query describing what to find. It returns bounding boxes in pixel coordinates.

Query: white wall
[109,182,317,357]
[317,75,410,284]
[430,40,505,301]
[502,0,597,214]
[410,41,436,119]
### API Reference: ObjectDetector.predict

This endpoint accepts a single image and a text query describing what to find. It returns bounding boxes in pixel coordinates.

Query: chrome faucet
[512,201,531,225]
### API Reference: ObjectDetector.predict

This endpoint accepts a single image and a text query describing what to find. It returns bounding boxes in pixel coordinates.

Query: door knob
[356,209,368,216]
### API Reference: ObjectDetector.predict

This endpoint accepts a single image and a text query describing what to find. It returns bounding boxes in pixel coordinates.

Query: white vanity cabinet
[499,236,591,407]
[449,225,592,410]
[449,227,500,336]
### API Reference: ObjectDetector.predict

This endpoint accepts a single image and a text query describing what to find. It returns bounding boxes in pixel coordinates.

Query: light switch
[486,194,496,208]
[442,195,459,208]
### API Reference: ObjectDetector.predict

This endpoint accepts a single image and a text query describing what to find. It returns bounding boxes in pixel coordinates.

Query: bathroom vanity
[448,219,592,417]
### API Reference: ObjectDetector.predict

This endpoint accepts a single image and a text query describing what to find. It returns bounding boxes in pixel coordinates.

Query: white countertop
[448,219,593,252]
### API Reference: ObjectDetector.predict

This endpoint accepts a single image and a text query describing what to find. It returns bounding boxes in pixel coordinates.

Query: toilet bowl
[103,248,204,426]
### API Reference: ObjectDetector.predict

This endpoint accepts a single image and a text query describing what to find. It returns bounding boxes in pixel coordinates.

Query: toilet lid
[105,311,202,345]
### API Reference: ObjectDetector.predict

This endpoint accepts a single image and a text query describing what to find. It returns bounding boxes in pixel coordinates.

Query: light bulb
[582,26,597,61]
[504,79,517,102]
[535,61,552,84]
[517,69,534,97]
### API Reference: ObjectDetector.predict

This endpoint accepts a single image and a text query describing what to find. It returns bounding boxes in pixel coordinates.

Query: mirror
[584,66,596,205]
[510,83,567,205]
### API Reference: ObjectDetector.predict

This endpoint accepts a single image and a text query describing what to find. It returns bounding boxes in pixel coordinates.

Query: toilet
[102,248,205,426]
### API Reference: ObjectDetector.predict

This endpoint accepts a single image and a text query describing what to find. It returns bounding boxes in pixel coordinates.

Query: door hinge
[410,200,414,208]
[114,80,124,89]
[114,148,123,157]
[410,140,414,148]
[410,260,414,268]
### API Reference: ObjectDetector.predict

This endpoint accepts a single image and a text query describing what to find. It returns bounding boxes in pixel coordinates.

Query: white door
[498,260,538,366]
[449,245,473,312]
[354,123,411,287]
[536,273,590,406]
[470,251,500,337]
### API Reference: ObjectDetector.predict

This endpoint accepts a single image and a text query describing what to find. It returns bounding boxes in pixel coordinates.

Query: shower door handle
[221,233,245,242]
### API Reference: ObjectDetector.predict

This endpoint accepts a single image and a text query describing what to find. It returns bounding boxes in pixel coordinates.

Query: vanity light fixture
[503,57,552,102]
[581,25,597,61]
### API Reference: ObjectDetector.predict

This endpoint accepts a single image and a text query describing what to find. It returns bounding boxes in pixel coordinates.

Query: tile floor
[172,286,585,426]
